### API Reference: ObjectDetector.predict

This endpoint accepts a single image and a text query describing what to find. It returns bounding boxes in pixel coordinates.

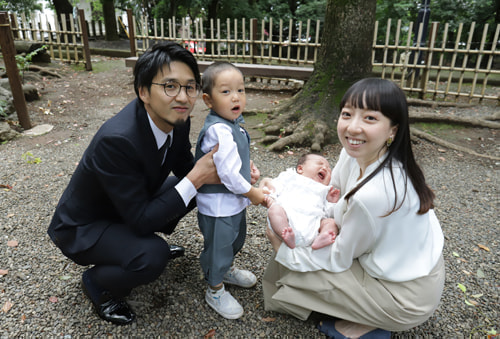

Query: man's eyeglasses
[151,80,201,98]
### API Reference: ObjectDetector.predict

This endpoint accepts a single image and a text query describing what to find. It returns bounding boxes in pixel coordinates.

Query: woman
[262,78,445,338]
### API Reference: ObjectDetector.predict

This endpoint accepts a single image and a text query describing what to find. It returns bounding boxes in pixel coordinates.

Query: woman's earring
[386,136,393,147]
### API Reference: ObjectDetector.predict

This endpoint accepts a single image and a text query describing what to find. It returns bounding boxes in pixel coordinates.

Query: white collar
[147,113,173,150]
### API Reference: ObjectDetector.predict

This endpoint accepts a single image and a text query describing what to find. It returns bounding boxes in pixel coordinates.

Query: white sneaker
[205,286,244,319]
[223,267,257,288]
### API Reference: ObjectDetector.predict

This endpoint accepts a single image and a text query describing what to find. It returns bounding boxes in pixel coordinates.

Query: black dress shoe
[82,275,135,325]
[93,295,136,325]
[169,244,185,260]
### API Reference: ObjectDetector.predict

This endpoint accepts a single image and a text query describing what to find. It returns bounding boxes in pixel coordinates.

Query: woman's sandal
[317,319,391,339]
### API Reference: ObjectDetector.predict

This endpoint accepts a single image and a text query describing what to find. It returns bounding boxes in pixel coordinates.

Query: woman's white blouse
[275,148,444,282]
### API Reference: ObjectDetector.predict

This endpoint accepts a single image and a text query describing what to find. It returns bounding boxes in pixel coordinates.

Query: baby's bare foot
[281,227,296,249]
[311,230,336,250]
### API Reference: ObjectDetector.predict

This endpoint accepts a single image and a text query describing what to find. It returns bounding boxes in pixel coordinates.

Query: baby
[262,153,340,250]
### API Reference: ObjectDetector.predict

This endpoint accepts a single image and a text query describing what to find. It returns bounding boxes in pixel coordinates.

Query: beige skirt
[262,254,445,331]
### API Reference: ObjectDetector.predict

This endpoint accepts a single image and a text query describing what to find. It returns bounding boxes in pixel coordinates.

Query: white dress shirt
[196,123,251,217]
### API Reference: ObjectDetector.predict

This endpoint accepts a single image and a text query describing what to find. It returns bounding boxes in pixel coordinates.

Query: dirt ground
[4,56,499,160]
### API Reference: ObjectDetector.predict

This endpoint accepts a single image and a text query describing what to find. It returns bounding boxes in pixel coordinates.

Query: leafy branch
[15,45,47,81]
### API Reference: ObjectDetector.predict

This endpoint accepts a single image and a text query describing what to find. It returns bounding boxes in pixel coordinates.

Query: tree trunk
[264,0,377,151]
[303,0,376,120]
[101,0,119,41]
[51,0,72,37]
[51,0,72,18]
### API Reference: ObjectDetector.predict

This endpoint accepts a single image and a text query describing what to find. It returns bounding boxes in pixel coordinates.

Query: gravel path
[0,58,498,337]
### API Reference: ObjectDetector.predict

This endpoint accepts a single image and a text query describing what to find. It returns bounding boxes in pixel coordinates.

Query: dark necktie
[159,134,171,166]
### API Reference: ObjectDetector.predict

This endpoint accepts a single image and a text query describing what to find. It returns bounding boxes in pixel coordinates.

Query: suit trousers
[71,176,195,297]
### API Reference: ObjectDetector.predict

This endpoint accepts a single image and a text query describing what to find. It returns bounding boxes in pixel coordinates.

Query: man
[48,42,218,325]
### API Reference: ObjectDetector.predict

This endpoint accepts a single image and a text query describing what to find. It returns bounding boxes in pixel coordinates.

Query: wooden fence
[373,19,500,102]
[5,10,500,103]
[8,10,92,68]
[131,14,499,103]
[133,15,320,66]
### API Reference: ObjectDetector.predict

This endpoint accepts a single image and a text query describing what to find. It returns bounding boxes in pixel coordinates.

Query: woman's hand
[258,177,275,192]
[266,226,282,252]
[250,160,260,185]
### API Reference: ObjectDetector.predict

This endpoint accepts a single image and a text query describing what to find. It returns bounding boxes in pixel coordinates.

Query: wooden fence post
[0,12,31,130]
[127,9,136,57]
[251,18,257,64]
[78,9,92,71]
[8,13,19,39]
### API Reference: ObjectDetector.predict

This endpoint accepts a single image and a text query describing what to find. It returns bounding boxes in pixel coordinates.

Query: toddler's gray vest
[195,110,251,194]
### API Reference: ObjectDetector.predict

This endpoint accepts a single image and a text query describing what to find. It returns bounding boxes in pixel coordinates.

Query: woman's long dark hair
[341,78,434,215]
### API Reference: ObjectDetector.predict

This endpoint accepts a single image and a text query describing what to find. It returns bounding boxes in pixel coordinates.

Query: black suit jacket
[48,98,195,256]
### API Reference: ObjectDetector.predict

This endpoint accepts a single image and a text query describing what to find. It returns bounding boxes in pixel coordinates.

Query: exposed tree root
[410,127,500,161]
[409,112,500,129]
[252,100,499,159]
[27,65,62,78]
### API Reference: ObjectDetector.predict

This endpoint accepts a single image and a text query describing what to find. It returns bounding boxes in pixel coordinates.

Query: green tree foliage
[0,0,42,16]
[375,0,498,48]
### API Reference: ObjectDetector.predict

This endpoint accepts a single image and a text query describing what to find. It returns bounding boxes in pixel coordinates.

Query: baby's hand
[327,187,340,203]
[263,195,275,208]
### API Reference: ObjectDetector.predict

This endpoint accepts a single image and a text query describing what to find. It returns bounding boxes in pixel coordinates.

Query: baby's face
[297,154,332,185]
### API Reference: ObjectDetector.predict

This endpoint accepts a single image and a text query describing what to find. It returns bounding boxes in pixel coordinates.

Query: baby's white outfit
[268,168,334,247]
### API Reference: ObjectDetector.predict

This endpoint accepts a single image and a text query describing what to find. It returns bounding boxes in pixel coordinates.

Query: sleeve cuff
[175,177,197,207]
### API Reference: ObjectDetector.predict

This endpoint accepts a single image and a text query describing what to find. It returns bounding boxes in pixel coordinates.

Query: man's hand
[186,145,220,189]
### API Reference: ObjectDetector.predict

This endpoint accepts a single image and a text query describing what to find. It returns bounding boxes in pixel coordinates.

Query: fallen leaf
[462,270,471,275]
[204,329,216,338]
[452,251,459,257]
[0,184,12,189]
[477,244,490,252]
[2,300,13,313]
[49,296,58,303]
[59,275,72,280]
[0,269,8,276]
[468,299,479,306]
[7,240,18,247]
[471,293,484,299]
[262,317,277,322]
[476,268,485,278]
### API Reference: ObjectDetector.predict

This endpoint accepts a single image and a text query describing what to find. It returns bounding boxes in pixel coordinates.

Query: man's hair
[201,61,243,95]
[133,42,201,102]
